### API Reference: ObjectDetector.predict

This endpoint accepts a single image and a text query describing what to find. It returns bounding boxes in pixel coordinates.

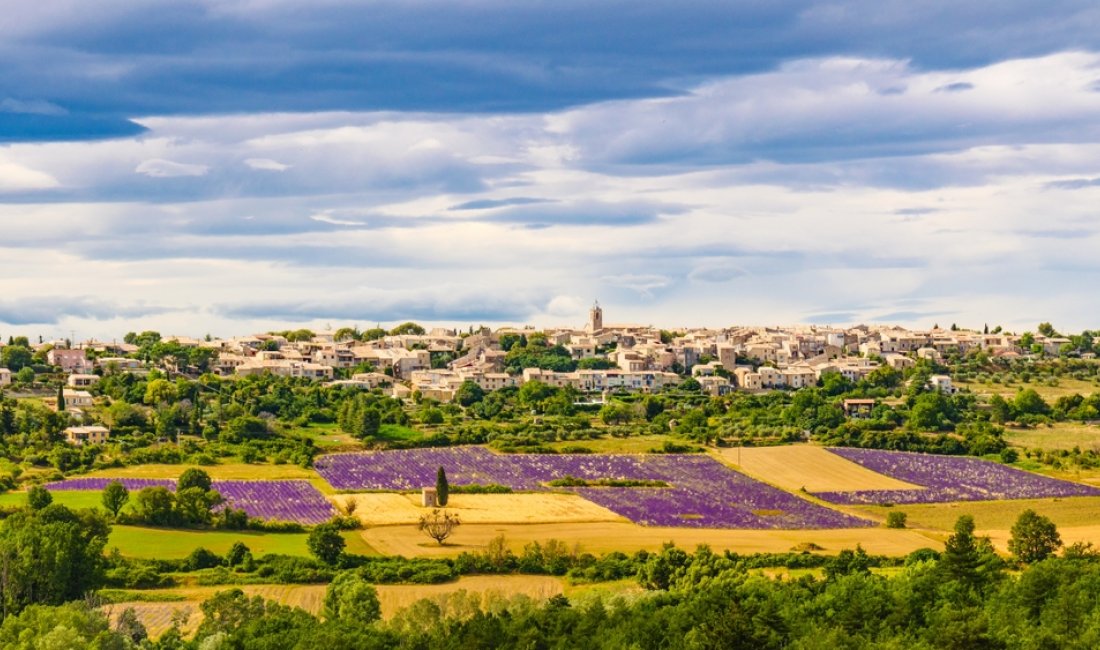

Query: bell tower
[588,300,603,332]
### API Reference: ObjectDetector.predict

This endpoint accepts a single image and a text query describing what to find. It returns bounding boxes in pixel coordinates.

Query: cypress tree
[436,466,449,506]
[56,384,66,412]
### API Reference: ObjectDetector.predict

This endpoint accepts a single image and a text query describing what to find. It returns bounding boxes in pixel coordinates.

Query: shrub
[886,511,908,529]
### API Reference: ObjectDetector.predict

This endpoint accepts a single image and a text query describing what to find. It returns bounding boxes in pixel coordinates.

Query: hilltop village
[3,303,1078,406]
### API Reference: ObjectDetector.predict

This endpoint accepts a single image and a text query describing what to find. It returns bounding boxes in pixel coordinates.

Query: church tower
[588,300,603,332]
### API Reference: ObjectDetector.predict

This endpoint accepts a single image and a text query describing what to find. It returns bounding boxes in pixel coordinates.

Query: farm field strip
[105,577,565,638]
[719,445,923,493]
[812,448,1100,505]
[332,492,626,526]
[106,526,374,558]
[361,522,941,558]
[853,495,1100,531]
[316,447,874,529]
[46,478,336,524]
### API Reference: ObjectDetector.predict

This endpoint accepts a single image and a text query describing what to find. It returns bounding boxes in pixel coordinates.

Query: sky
[2,0,1100,340]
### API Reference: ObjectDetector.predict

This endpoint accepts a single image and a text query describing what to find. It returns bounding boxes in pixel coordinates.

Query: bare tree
[418,509,461,545]
[341,497,358,517]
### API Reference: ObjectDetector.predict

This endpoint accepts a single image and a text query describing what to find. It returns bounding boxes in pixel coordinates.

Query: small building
[67,374,100,388]
[842,399,876,418]
[65,426,109,446]
[63,389,95,408]
[421,487,438,507]
[928,375,956,394]
[0,368,10,386]
[48,348,91,373]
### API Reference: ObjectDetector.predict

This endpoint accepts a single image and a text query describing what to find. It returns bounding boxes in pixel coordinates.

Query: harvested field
[105,577,562,638]
[375,575,563,619]
[982,524,1100,555]
[718,445,922,493]
[361,521,939,558]
[855,496,1100,531]
[331,492,626,526]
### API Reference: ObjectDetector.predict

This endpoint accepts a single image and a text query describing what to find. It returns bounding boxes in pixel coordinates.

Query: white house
[65,426,110,445]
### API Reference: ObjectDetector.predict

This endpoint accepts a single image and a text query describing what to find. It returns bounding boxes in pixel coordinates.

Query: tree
[226,541,251,567]
[454,380,486,407]
[308,524,346,565]
[101,481,130,518]
[178,468,214,493]
[389,322,426,336]
[56,384,66,412]
[886,511,907,529]
[436,466,450,507]
[0,603,131,647]
[1009,509,1062,563]
[115,606,149,644]
[0,345,32,373]
[323,571,382,624]
[418,509,460,545]
[0,505,111,615]
[26,485,52,510]
[133,486,178,526]
[1037,322,1057,337]
[1013,389,1050,416]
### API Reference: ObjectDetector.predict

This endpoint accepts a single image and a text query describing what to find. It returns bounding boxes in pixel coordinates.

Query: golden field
[360,521,940,558]
[332,492,627,526]
[717,445,922,493]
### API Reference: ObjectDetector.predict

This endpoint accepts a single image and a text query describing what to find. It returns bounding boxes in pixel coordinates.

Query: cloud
[934,82,975,93]
[449,197,553,210]
[554,52,1100,166]
[1,98,66,116]
[0,296,169,326]
[215,291,543,323]
[0,161,59,191]
[244,157,291,171]
[135,158,210,178]
[1045,177,1100,189]
[601,274,672,297]
[688,263,747,283]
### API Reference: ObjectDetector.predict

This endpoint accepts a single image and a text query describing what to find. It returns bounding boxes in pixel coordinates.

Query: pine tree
[436,466,449,506]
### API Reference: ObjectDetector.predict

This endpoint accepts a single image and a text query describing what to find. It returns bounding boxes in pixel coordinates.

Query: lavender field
[315,447,873,529]
[813,448,1100,505]
[44,478,336,525]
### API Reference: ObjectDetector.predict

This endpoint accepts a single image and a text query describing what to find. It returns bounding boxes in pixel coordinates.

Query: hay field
[361,521,939,558]
[981,524,1100,555]
[333,492,626,526]
[717,445,922,493]
[1004,422,1100,451]
[375,575,563,619]
[105,577,562,638]
[855,496,1100,532]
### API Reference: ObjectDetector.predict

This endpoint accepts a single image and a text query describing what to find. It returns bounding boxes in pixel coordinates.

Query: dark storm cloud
[5,0,1100,141]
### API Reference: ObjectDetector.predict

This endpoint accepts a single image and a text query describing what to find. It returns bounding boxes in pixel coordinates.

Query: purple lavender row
[813,448,1100,505]
[43,478,336,525]
[315,447,873,530]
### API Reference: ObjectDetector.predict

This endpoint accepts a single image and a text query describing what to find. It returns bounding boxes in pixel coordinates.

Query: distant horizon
[0,312,1063,346]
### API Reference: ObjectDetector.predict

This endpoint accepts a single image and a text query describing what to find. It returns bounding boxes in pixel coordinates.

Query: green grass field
[958,377,1100,401]
[545,435,678,454]
[1005,422,1100,451]
[0,489,126,513]
[82,463,320,480]
[108,526,376,559]
[855,496,1100,531]
[283,423,360,449]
